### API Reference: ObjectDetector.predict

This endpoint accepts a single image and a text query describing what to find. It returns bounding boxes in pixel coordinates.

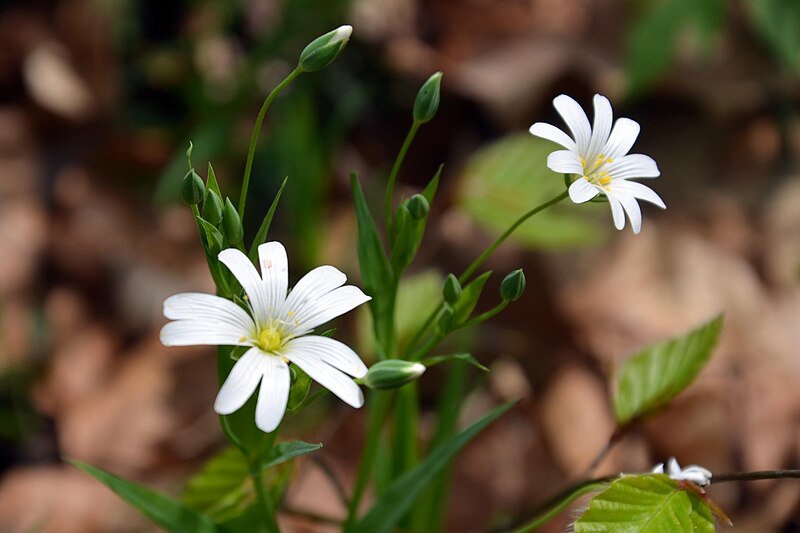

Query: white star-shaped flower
[160,242,371,432]
[530,94,666,234]
[652,457,712,487]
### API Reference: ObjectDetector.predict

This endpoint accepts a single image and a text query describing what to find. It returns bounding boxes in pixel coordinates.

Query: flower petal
[529,122,576,150]
[290,285,371,335]
[553,94,592,154]
[603,118,640,159]
[284,344,364,408]
[160,319,250,347]
[607,154,660,179]
[218,248,271,324]
[612,179,666,209]
[280,265,347,322]
[214,348,267,414]
[547,150,583,175]
[284,335,367,378]
[568,178,600,204]
[163,292,254,334]
[606,192,626,230]
[258,242,289,315]
[586,94,613,161]
[255,356,290,432]
[615,191,643,234]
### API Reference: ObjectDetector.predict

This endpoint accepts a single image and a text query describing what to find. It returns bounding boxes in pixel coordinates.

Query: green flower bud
[362,360,426,390]
[442,274,462,304]
[437,303,455,333]
[500,269,526,302]
[298,25,352,73]
[406,194,430,220]
[413,71,442,123]
[222,197,244,244]
[181,169,205,205]
[198,218,224,255]
[202,189,224,226]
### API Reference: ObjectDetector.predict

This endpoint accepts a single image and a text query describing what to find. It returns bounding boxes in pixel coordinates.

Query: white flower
[652,457,712,487]
[529,94,666,234]
[160,242,371,432]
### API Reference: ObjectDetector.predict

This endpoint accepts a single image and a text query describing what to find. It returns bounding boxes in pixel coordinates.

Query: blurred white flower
[530,94,666,234]
[161,242,371,432]
[652,457,712,487]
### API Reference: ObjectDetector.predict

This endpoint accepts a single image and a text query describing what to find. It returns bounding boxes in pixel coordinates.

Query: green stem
[250,431,280,533]
[510,480,612,533]
[458,300,509,330]
[711,469,800,484]
[384,120,421,232]
[345,392,391,530]
[239,67,303,220]
[458,190,568,284]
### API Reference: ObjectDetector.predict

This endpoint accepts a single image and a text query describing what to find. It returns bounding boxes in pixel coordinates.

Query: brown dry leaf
[0,466,148,533]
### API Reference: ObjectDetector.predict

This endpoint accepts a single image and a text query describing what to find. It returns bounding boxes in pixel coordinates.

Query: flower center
[581,154,613,188]
[256,327,283,352]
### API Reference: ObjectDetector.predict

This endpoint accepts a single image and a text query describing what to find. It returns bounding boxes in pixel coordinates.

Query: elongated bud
[362,360,426,390]
[222,197,244,244]
[198,218,224,255]
[202,189,224,225]
[413,71,442,123]
[298,25,352,72]
[443,274,462,304]
[500,269,526,302]
[181,170,205,205]
[437,303,455,333]
[406,194,429,220]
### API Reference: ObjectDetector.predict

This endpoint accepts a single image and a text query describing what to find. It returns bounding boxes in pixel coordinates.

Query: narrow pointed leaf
[613,315,723,424]
[574,474,715,532]
[263,441,322,470]
[453,271,492,325]
[422,353,489,372]
[206,163,223,199]
[71,460,218,533]
[421,164,442,203]
[353,402,514,533]
[248,177,288,263]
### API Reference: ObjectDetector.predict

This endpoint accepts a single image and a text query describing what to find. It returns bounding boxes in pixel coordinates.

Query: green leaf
[351,174,396,357]
[422,164,443,204]
[574,474,715,532]
[182,447,251,523]
[457,134,606,250]
[748,0,800,72]
[613,315,723,424]
[206,163,223,199]
[353,402,514,533]
[453,271,492,325]
[264,441,323,469]
[198,217,224,256]
[422,353,489,372]
[287,366,312,412]
[70,460,218,533]
[390,204,425,273]
[248,177,288,263]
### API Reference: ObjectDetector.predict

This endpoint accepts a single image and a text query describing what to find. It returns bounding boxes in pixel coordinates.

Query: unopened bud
[202,189,224,226]
[406,194,429,220]
[442,274,462,305]
[298,25,352,72]
[500,269,526,302]
[181,170,205,205]
[199,219,224,255]
[413,71,442,123]
[437,304,455,332]
[222,197,244,244]
[362,360,426,390]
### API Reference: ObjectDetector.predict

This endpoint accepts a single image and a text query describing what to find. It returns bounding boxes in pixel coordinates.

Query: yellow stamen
[599,176,611,185]
[257,328,283,352]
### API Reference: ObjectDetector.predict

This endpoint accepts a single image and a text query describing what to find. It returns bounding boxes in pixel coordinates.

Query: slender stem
[345,392,391,530]
[252,467,280,533]
[510,480,612,533]
[711,469,800,484]
[239,67,303,220]
[384,120,421,231]
[311,455,349,507]
[458,191,569,285]
[581,425,625,478]
[280,505,342,526]
[458,300,509,330]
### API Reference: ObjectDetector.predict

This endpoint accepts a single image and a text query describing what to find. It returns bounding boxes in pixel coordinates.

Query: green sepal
[248,177,287,264]
[203,189,224,226]
[222,197,244,245]
[286,366,312,412]
[298,25,352,72]
[206,163,223,199]
[500,269,526,302]
[361,360,426,390]
[442,274,462,305]
[198,217,225,256]
[181,170,205,205]
[413,72,443,124]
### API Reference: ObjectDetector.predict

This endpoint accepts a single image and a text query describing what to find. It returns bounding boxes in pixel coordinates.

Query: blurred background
[1,0,800,531]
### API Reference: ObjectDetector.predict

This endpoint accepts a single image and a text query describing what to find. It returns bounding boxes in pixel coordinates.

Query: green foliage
[458,134,606,249]
[182,448,252,523]
[353,402,514,533]
[248,177,288,263]
[286,366,312,412]
[452,271,492,325]
[264,441,323,469]
[222,197,244,245]
[352,174,396,357]
[628,0,725,92]
[70,460,218,533]
[574,474,715,532]
[198,217,225,256]
[203,189,224,225]
[613,315,723,424]
[748,0,800,71]
[422,352,489,373]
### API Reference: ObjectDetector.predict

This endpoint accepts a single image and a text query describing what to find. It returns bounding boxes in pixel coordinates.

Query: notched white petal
[255,356,290,432]
[553,94,592,153]
[291,285,371,334]
[529,122,576,150]
[163,292,254,333]
[285,336,368,378]
[218,248,271,323]
[546,150,583,175]
[258,241,289,314]
[604,118,640,159]
[568,178,600,204]
[285,349,364,408]
[214,349,266,415]
[160,319,250,347]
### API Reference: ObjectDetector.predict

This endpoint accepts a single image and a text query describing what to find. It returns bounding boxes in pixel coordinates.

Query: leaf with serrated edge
[574,474,715,533]
[614,315,723,424]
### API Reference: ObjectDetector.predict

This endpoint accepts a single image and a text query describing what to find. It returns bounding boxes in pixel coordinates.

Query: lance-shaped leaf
[453,271,492,325]
[574,474,715,532]
[263,441,323,469]
[353,402,513,533]
[422,352,489,372]
[248,177,288,263]
[71,460,218,533]
[614,315,723,424]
